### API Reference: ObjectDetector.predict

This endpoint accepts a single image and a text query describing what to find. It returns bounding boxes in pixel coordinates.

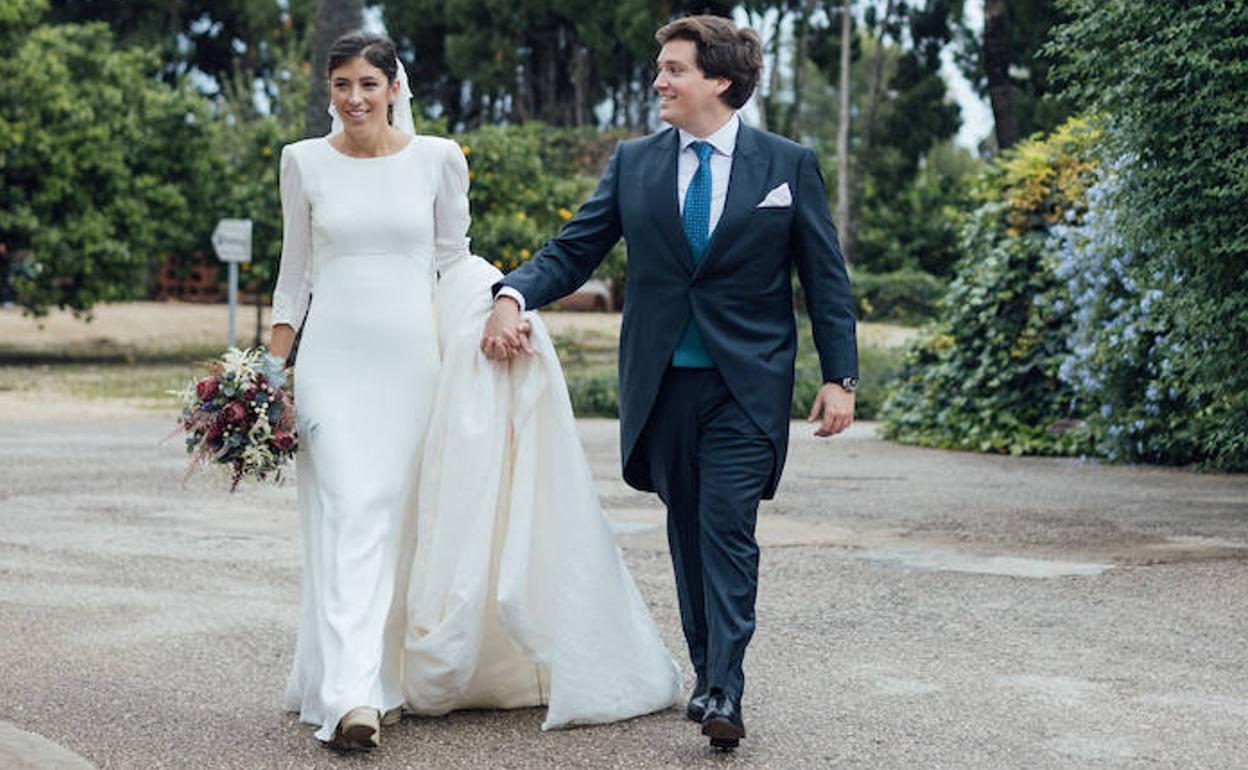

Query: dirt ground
[0,301,917,355]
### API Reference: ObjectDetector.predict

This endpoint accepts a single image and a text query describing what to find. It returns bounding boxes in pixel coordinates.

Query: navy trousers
[638,367,775,703]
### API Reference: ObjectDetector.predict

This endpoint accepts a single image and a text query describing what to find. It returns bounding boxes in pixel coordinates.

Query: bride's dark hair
[326,31,399,124]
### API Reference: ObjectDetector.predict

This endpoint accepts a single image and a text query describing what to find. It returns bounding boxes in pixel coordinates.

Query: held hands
[481,296,533,361]
[807,382,855,437]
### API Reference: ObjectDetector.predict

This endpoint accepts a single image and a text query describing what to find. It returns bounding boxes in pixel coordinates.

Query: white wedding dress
[271,135,680,742]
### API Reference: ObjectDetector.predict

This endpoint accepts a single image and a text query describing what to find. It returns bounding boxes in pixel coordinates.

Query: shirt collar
[678,112,739,158]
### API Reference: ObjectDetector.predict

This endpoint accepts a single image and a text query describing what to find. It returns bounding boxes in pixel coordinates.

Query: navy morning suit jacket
[499,123,857,499]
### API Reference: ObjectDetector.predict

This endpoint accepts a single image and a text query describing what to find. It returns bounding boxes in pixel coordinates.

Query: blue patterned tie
[682,141,714,262]
[673,140,716,368]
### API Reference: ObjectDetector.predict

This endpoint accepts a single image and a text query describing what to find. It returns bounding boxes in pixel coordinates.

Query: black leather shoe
[685,677,709,723]
[701,693,745,750]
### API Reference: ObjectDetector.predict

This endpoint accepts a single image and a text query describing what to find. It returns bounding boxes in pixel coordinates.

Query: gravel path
[1,415,1246,768]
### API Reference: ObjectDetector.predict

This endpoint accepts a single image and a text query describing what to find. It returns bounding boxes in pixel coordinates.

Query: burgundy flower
[272,431,296,453]
[205,421,224,445]
[196,377,219,401]
[223,402,247,424]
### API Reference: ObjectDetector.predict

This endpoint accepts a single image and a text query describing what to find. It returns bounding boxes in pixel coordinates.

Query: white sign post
[211,219,253,350]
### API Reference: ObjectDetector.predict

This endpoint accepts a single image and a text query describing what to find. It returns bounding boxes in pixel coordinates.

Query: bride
[268,32,680,750]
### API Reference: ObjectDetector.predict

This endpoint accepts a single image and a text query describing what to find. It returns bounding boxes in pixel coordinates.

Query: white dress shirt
[498,113,740,312]
[677,112,738,236]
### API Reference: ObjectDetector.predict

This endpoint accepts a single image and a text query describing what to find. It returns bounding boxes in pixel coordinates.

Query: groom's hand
[482,296,533,361]
[808,382,855,437]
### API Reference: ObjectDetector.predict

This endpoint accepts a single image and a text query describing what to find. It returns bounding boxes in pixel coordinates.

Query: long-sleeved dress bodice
[271,135,470,331]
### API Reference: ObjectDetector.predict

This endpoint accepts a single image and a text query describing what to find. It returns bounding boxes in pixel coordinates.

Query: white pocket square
[756,183,792,208]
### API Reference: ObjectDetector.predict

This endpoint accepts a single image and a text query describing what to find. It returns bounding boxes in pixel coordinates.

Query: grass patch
[0,363,202,410]
[0,343,225,365]
[2,317,912,420]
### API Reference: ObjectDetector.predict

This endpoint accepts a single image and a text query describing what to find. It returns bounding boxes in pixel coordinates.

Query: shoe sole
[325,729,377,753]
[333,724,378,750]
[702,718,744,750]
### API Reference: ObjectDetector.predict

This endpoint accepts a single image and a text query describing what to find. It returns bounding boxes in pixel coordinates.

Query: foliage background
[882,0,1248,470]
[880,118,1097,456]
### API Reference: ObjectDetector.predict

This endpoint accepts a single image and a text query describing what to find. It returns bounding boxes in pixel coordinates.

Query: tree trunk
[636,74,650,130]
[742,7,767,130]
[514,59,532,123]
[788,0,817,140]
[983,0,1018,149]
[849,0,894,260]
[304,0,364,138]
[573,45,591,127]
[528,27,563,124]
[835,0,854,265]
[440,76,464,131]
[766,9,787,135]
[862,0,893,151]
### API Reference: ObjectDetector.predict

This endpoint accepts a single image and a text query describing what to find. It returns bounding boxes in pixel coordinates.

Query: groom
[482,15,857,749]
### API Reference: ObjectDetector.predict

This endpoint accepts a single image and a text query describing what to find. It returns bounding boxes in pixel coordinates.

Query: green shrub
[566,372,620,418]
[850,269,945,325]
[560,316,904,422]
[1049,0,1248,470]
[1,19,222,316]
[458,123,629,297]
[879,118,1100,455]
[792,340,904,422]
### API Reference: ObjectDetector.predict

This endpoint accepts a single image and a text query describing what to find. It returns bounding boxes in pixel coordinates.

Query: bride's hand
[482,297,533,360]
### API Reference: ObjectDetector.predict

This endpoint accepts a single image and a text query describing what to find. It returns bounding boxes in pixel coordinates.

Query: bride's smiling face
[329,56,399,131]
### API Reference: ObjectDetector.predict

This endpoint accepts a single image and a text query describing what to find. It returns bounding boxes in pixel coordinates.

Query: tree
[952,0,1072,147]
[834,0,852,255]
[803,1,964,273]
[382,0,730,130]
[304,0,364,138]
[981,0,1017,148]
[46,0,316,98]
[0,14,222,316]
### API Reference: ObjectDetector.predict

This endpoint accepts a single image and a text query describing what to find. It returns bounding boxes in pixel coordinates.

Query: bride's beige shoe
[334,707,380,750]
[381,707,402,727]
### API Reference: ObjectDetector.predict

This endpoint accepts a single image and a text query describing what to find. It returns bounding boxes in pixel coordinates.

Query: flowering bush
[1051,169,1200,464]
[173,348,297,491]
[1049,0,1248,470]
[880,119,1099,455]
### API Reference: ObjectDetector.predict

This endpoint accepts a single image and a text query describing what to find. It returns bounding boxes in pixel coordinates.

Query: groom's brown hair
[656,15,763,110]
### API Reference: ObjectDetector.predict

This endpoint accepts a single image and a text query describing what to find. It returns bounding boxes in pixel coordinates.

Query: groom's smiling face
[653,39,730,135]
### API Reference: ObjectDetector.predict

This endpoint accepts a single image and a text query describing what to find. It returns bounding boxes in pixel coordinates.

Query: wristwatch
[833,376,859,393]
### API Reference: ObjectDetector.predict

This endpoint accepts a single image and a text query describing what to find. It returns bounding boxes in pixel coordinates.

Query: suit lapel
[644,128,694,273]
[696,124,767,278]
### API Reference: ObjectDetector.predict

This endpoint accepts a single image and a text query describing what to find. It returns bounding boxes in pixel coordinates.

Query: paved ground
[1,415,1246,769]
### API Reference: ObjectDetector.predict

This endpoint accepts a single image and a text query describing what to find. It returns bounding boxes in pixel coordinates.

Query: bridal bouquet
[172,347,297,491]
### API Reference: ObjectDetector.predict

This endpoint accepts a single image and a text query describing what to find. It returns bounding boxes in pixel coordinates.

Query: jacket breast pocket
[749,206,794,229]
